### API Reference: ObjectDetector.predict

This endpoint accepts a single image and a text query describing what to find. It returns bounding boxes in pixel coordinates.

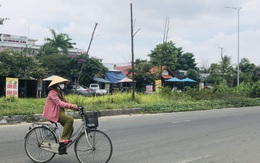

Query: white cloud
[1,0,260,67]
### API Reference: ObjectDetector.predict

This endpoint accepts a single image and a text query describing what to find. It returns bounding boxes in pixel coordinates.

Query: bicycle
[24,106,113,163]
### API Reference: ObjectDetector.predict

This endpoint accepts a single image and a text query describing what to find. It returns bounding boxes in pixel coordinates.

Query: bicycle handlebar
[78,106,85,115]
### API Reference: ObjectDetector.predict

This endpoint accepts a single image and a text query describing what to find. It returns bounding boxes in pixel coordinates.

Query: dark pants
[58,110,74,140]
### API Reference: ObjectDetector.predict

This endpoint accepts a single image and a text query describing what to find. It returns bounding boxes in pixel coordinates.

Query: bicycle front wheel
[75,130,113,163]
[24,126,57,163]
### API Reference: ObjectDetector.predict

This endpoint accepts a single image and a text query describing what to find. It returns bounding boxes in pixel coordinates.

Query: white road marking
[172,120,191,123]
[177,155,211,163]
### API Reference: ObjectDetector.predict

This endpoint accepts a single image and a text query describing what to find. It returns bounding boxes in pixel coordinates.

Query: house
[114,64,176,90]
[114,65,132,76]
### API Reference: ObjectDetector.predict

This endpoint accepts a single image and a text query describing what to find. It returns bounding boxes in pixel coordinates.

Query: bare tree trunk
[130,3,135,100]
[76,23,98,90]
[163,16,170,43]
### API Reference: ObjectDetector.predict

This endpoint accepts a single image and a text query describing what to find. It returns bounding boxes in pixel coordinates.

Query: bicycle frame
[25,106,112,163]
[62,115,95,150]
[30,116,93,154]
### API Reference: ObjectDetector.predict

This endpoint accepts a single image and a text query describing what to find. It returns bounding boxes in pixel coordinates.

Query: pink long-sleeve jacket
[42,90,74,123]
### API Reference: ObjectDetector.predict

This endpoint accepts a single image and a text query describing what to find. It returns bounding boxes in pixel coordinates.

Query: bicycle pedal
[58,146,67,155]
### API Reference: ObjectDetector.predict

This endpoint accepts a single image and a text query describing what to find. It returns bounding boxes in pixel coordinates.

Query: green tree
[204,73,223,85]
[208,63,220,73]
[38,28,75,57]
[239,58,255,73]
[205,57,236,87]
[148,41,179,70]
[175,52,197,70]
[132,59,157,92]
[68,54,108,85]
[0,49,45,79]
[251,81,260,97]
[39,53,107,85]
[205,63,222,85]
[220,55,232,76]
[252,66,260,82]
[239,58,255,83]
[219,55,235,86]
[39,54,71,77]
[36,29,109,84]
[186,69,200,82]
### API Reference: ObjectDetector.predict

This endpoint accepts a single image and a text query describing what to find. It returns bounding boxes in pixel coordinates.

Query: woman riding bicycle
[25,76,113,161]
[43,75,78,145]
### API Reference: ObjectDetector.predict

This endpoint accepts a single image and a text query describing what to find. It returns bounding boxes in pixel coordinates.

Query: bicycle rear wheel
[24,126,57,163]
[75,130,113,163]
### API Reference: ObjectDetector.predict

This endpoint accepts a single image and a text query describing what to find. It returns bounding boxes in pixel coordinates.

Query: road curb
[0,108,142,125]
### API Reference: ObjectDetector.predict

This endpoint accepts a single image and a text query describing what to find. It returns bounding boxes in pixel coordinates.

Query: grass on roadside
[1,91,260,116]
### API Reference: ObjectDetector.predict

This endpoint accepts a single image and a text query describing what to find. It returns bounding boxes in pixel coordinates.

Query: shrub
[3,96,18,102]
[251,81,260,97]
[185,87,213,100]
[158,86,172,97]
[213,80,229,93]
[1,89,260,116]
[236,82,252,97]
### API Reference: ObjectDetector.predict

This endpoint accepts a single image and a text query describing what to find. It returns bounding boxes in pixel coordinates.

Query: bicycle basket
[84,112,99,128]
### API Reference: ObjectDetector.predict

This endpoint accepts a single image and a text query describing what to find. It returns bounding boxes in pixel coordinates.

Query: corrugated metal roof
[161,75,172,79]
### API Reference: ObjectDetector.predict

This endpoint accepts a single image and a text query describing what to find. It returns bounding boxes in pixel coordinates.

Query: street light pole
[225,6,241,87]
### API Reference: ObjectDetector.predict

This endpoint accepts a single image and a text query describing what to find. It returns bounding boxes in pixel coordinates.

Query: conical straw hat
[48,75,70,88]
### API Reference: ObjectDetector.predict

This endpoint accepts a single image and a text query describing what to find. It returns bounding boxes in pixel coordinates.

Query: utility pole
[225,6,241,87]
[130,3,135,100]
[161,16,170,72]
[163,16,170,43]
[76,23,98,89]
[218,45,225,76]
[86,22,98,54]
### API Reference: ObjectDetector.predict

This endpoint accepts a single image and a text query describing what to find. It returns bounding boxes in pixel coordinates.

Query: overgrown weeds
[1,83,260,116]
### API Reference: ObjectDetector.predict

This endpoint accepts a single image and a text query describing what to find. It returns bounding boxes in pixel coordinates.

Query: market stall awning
[42,75,56,81]
[166,77,182,82]
[118,77,135,83]
[181,77,196,82]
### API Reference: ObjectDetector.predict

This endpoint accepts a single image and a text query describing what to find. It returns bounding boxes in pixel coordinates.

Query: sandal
[59,139,71,145]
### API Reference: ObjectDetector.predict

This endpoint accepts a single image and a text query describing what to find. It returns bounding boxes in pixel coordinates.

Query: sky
[1,0,260,68]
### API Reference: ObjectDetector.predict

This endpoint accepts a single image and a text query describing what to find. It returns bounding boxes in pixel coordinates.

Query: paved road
[1,106,260,163]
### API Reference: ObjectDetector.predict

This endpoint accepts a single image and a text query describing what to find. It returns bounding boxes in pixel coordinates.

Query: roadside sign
[6,77,18,97]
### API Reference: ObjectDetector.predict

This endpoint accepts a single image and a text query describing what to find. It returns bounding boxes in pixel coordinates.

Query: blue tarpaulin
[166,77,182,82]
[166,77,196,83]
[93,77,111,83]
[105,71,126,83]
[181,77,196,82]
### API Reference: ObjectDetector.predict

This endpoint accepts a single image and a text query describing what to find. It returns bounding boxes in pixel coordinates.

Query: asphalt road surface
[1,106,260,163]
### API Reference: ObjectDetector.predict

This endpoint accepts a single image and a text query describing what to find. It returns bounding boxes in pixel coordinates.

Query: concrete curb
[0,108,142,125]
